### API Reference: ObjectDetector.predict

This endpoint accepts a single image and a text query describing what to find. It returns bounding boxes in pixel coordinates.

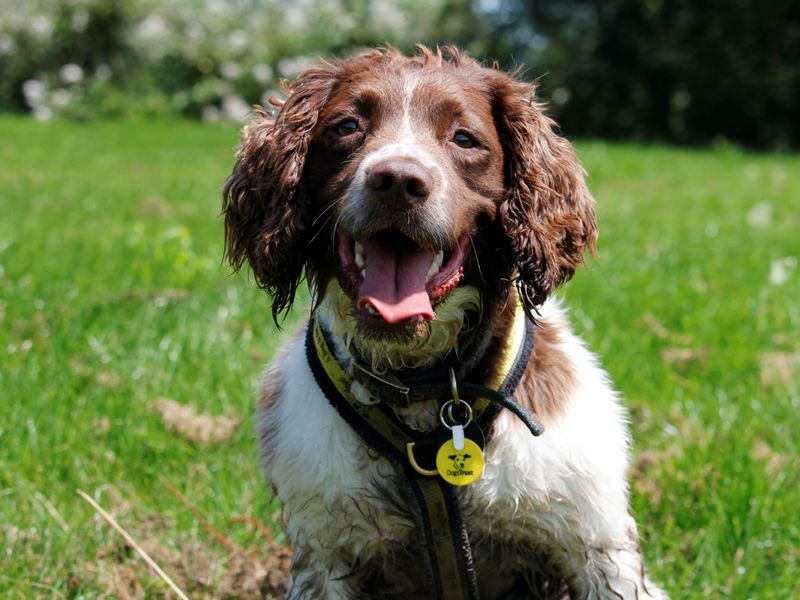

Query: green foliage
[0,0,470,121]
[1,117,799,596]
[490,0,800,148]
[4,1,797,148]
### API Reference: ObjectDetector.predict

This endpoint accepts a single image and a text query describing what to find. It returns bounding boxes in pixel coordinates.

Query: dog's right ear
[222,66,337,323]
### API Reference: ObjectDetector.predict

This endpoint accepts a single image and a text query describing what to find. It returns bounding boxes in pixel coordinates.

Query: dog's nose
[365,158,433,208]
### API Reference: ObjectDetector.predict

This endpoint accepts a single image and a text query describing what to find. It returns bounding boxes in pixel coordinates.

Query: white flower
[252,64,273,85]
[60,63,84,84]
[227,29,248,52]
[220,61,243,80]
[370,0,407,32]
[283,7,308,31]
[277,56,316,79]
[206,0,231,16]
[222,94,251,122]
[0,35,16,56]
[769,257,797,286]
[137,14,168,41]
[51,88,72,108]
[29,15,53,39]
[186,22,204,42]
[478,0,502,11]
[33,105,53,121]
[22,79,46,107]
[71,9,90,32]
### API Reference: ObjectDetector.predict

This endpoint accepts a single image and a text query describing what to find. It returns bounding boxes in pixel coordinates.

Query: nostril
[406,175,431,198]
[366,169,395,192]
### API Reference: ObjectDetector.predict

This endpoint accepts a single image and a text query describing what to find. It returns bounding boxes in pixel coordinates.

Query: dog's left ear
[223,66,337,323]
[490,72,597,313]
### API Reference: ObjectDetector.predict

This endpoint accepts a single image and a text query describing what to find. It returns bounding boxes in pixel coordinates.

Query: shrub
[0,0,459,121]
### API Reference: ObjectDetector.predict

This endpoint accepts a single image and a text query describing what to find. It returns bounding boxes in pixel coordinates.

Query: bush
[0,0,466,121]
[3,0,797,148]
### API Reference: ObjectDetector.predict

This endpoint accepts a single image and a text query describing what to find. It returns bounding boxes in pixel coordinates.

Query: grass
[1,116,798,598]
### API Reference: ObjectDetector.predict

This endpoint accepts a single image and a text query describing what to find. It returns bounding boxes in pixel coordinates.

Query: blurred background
[2,0,799,148]
[2,2,799,598]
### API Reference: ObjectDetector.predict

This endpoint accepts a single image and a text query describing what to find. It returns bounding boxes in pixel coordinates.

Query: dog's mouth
[336,229,468,326]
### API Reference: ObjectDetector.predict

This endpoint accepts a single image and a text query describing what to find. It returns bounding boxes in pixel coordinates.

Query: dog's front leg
[566,520,669,600]
[283,537,356,600]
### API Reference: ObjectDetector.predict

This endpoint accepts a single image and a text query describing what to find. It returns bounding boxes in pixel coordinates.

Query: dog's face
[306,60,505,333]
[449,453,471,470]
[223,47,596,354]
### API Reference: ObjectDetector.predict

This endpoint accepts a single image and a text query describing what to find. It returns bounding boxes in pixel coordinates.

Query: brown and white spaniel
[223,47,667,599]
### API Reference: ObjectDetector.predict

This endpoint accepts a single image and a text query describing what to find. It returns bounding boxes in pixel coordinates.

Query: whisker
[469,236,486,285]
[306,211,337,249]
[312,198,340,228]
[329,213,345,248]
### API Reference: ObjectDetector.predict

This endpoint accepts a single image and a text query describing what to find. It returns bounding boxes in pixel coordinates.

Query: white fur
[339,74,453,244]
[257,298,668,599]
[320,280,482,373]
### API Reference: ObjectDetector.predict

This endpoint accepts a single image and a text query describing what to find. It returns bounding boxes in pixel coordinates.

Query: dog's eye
[453,131,476,149]
[335,121,359,136]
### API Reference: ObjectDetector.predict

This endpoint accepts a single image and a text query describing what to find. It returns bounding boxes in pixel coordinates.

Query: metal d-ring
[406,442,438,476]
[439,398,473,430]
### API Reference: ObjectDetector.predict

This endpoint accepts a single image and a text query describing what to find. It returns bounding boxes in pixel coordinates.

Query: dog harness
[305,299,542,600]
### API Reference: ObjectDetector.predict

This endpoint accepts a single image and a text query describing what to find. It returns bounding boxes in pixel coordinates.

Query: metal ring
[439,400,454,429]
[406,442,439,476]
[439,399,473,429]
[447,400,472,426]
[448,368,461,406]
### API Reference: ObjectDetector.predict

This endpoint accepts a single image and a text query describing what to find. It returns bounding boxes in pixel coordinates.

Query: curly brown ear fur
[491,73,597,312]
[222,66,337,322]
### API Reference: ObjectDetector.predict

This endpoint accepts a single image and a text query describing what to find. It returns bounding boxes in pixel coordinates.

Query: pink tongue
[356,237,435,324]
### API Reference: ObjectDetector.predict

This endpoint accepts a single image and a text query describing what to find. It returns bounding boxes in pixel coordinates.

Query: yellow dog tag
[436,437,484,486]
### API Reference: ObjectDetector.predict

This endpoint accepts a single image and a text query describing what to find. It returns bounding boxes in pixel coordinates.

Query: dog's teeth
[365,302,379,316]
[427,251,444,278]
[354,241,365,268]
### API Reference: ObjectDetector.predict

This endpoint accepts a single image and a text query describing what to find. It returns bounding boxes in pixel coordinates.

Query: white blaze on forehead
[341,71,452,236]
[401,72,418,140]
[358,73,439,173]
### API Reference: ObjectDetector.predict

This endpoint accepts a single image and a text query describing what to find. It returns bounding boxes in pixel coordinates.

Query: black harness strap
[305,303,538,600]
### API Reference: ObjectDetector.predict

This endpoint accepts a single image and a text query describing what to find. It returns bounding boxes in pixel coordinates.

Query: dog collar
[305,295,542,600]
[346,297,528,408]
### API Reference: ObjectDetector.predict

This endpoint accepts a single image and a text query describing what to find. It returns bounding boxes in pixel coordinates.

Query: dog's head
[448,453,471,470]
[224,47,595,363]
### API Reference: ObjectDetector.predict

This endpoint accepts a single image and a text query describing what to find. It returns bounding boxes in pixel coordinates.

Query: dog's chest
[259,332,555,592]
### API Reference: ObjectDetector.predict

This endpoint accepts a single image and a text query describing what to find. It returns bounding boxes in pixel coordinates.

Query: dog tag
[436,436,484,486]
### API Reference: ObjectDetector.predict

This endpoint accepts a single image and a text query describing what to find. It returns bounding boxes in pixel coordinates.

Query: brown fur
[222,46,596,321]
[223,69,337,321]
[520,319,579,421]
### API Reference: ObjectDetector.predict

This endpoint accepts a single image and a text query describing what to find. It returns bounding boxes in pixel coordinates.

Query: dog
[223,46,667,599]
[449,453,472,471]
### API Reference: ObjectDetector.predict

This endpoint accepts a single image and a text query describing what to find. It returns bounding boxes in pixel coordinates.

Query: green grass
[1,117,798,598]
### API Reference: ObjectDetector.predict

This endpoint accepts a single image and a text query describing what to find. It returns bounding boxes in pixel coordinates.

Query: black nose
[365,158,433,209]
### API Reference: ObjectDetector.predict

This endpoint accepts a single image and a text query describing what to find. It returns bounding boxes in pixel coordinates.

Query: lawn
[1,117,798,598]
